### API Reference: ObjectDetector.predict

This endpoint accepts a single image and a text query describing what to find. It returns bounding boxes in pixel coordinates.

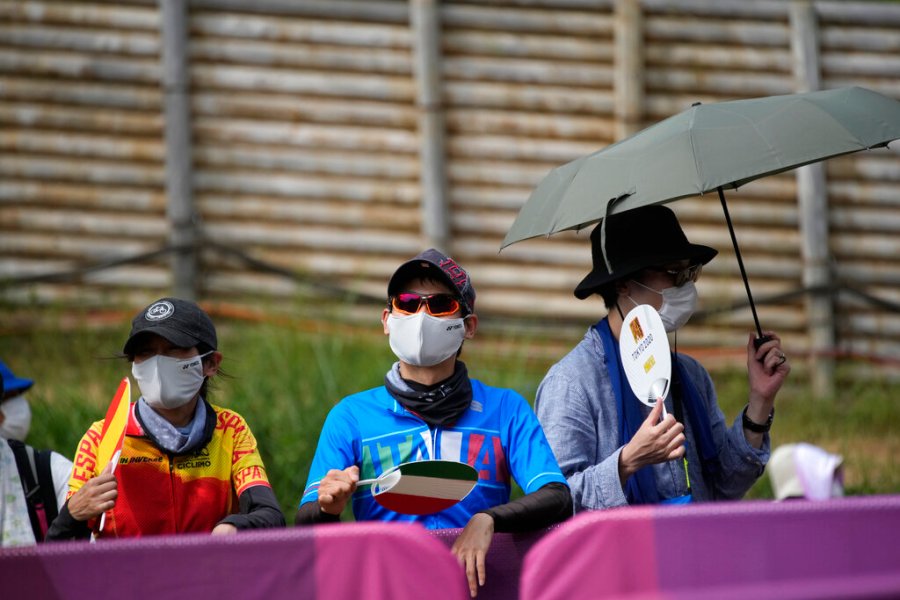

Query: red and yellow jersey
[68,402,270,538]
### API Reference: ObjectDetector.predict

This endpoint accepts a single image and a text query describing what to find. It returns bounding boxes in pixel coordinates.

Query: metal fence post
[160,0,198,300]
[614,0,645,140]
[410,0,450,253]
[791,0,835,398]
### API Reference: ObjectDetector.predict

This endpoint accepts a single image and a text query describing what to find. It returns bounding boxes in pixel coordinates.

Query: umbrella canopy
[501,86,900,340]
[502,86,900,249]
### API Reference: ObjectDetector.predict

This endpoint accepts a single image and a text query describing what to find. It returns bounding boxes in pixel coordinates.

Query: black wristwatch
[742,405,774,433]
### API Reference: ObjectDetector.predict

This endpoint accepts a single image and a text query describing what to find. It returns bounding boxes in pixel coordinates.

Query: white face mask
[132,352,211,410]
[387,311,467,367]
[0,395,32,441]
[629,280,699,332]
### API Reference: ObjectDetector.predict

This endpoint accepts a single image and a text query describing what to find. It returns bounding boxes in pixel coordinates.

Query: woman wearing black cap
[535,205,790,510]
[46,298,284,540]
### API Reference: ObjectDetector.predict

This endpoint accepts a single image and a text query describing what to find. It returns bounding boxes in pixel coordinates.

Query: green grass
[3,311,898,519]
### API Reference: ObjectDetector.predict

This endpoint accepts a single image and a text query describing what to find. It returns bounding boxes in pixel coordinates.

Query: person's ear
[463,314,478,339]
[381,308,391,335]
[203,351,223,377]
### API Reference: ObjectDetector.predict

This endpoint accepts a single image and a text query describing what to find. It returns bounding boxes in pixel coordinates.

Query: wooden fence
[1,0,899,389]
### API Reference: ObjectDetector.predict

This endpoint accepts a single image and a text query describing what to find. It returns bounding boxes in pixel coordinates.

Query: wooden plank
[0,101,162,133]
[0,76,161,109]
[190,11,411,47]
[0,1,159,29]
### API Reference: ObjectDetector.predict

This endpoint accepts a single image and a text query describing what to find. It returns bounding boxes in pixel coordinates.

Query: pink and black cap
[123,297,218,355]
[388,249,476,315]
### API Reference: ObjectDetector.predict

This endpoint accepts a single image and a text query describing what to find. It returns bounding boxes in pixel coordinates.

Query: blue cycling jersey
[301,378,567,529]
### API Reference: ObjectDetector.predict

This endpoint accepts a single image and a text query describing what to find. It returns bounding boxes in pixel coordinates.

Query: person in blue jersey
[296,249,571,598]
[535,205,791,511]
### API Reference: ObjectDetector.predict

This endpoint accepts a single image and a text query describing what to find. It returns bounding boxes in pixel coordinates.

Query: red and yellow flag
[96,377,131,473]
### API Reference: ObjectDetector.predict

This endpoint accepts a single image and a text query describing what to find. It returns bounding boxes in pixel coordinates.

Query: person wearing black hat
[296,249,572,598]
[46,298,284,540]
[535,205,790,510]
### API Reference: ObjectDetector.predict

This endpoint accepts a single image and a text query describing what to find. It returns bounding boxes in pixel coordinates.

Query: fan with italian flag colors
[363,460,478,515]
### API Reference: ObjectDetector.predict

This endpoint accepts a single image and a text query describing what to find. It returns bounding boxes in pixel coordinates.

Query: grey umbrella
[501,86,900,341]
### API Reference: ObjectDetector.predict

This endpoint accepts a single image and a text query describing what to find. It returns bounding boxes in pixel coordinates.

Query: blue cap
[0,360,34,397]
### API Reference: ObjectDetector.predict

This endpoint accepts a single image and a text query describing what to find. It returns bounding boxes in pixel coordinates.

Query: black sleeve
[44,501,92,542]
[294,500,341,526]
[218,485,286,530]
[480,482,573,533]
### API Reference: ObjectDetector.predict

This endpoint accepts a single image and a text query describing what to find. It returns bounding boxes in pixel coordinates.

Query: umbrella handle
[753,334,774,350]
[717,187,767,345]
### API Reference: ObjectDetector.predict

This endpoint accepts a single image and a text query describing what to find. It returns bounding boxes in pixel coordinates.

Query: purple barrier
[0,522,468,600]
[430,528,554,600]
[520,495,900,600]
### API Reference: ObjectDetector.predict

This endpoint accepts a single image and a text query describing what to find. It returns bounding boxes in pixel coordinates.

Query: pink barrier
[6,497,898,599]
[520,495,900,600]
[430,528,553,600]
[1,522,468,600]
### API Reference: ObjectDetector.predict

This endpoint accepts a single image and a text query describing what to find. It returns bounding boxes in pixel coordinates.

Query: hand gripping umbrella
[501,86,900,343]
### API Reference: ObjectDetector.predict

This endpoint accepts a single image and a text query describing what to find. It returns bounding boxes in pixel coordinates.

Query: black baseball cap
[123,297,217,355]
[388,249,476,314]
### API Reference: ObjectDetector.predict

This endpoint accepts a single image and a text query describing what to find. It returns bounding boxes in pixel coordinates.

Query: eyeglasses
[649,264,703,287]
[390,293,462,317]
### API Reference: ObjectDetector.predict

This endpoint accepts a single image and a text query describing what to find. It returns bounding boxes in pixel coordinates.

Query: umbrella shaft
[717,187,764,340]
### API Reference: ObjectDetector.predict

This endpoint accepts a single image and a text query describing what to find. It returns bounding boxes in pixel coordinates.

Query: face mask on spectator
[387,312,467,367]
[629,280,699,332]
[0,395,32,441]
[132,352,211,410]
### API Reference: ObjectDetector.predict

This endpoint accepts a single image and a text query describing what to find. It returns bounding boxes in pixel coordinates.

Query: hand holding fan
[618,304,672,417]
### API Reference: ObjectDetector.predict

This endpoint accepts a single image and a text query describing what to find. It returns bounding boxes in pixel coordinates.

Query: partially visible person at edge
[1,361,73,545]
[296,249,572,597]
[46,298,285,540]
[535,205,791,510]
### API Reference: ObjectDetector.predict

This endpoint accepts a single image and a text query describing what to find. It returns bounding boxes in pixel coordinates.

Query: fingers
[746,332,791,379]
[345,465,360,483]
[466,554,479,597]
[450,514,493,598]
[644,398,664,424]
[455,550,484,598]
[748,332,783,361]
[628,407,685,470]
[211,523,238,535]
[68,472,119,521]
[665,433,686,460]
[317,467,360,515]
[476,549,486,586]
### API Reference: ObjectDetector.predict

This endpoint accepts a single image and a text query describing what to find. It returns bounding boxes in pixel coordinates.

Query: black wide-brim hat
[574,205,718,299]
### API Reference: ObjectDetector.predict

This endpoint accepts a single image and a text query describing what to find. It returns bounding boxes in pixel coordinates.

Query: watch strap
[742,405,774,433]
